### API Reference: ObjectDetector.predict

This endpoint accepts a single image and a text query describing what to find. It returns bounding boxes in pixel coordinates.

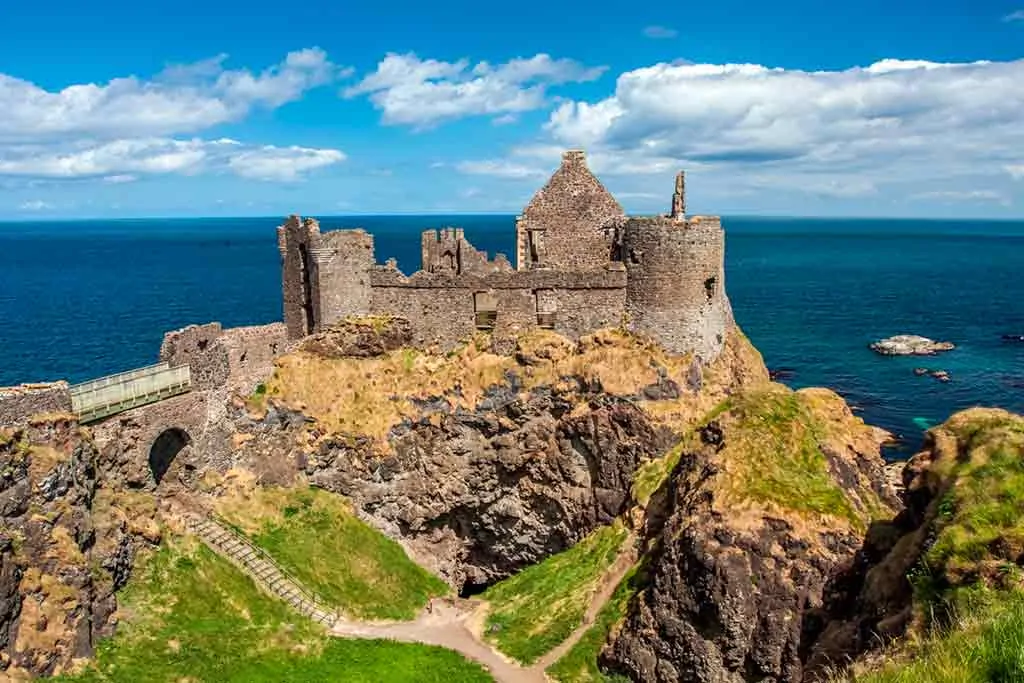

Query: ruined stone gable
[515,150,625,271]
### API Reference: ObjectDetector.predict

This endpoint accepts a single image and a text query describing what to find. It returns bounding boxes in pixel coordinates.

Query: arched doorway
[149,428,190,485]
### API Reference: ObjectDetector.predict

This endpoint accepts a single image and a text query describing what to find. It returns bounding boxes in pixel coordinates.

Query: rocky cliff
[0,416,154,679]
[801,407,1024,680]
[222,323,768,591]
[602,385,898,682]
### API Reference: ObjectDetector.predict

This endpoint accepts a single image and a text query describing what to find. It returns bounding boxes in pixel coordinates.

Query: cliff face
[226,324,767,590]
[0,417,151,679]
[801,408,1024,679]
[602,385,898,683]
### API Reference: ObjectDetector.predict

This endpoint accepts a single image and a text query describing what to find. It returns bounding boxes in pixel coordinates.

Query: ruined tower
[623,177,732,360]
[278,216,374,339]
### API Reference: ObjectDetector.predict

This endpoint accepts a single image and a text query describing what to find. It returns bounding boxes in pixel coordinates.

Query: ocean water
[1,215,1022,455]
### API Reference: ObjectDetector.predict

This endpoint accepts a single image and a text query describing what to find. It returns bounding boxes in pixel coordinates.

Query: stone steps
[188,516,338,626]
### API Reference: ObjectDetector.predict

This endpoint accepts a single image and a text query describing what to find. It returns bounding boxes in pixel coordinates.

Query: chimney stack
[671,171,686,220]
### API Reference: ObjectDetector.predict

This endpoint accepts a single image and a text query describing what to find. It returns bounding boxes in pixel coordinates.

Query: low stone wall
[0,383,73,426]
[159,322,289,395]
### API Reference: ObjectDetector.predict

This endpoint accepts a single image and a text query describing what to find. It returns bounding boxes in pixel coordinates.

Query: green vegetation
[852,409,1024,683]
[921,412,1024,582]
[217,486,447,620]
[631,443,684,506]
[545,564,643,682]
[726,386,862,527]
[856,589,1024,683]
[58,538,491,683]
[480,521,629,665]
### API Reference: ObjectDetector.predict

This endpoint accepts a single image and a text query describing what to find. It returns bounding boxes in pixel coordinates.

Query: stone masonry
[278,150,733,360]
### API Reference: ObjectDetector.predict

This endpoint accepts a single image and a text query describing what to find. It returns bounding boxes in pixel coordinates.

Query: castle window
[628,248,642,265]
[527,229,544,267]
[704,276,717,301]
[474,291,498,330]
[535,289,556,329]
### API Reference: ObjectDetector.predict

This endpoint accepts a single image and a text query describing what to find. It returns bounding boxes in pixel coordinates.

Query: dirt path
[331,600,544,683]
[329,533,640,682]
[531,537,638,671]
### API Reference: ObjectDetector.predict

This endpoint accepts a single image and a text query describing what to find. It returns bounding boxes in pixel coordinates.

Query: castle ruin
[278,149,733,360]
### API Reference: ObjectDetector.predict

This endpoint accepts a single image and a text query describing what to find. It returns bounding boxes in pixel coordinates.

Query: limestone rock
[869,335,955,356]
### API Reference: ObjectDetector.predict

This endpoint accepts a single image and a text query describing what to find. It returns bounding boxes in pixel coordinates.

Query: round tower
[623,214,732,360]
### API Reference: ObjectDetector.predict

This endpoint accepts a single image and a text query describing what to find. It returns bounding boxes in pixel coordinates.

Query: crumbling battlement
[278,150,732,359]
[0,382,73,426]
[159,322,289,395]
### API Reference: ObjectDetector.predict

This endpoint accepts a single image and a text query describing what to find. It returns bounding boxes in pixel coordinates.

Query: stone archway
[149,428,191,485]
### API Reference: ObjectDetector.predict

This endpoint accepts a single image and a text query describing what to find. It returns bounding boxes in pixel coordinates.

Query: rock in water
[869,335,955,356]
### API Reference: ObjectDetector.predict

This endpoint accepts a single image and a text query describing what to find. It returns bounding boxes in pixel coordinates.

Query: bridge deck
[70,362,191,423]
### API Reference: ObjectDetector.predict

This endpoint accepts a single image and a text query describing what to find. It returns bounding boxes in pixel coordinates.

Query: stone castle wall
[312,230,375,327]
[0,383,73,426]
[160,322,289,394]
[623,215,732,359]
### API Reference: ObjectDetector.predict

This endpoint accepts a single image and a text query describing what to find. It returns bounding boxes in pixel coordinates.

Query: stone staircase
[188,515,339,626]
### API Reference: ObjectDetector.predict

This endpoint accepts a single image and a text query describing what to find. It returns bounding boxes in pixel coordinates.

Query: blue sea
[1,215,1022,456]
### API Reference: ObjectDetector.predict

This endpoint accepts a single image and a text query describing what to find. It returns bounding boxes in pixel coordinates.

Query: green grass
[545,563,643,682]
[630,443,684,506]
[922,414,1024,579]
[218,486,448,620]
[856,589,1024,683]
[480,521,629,665]
[57,538,492,683]
[728,387,861,527]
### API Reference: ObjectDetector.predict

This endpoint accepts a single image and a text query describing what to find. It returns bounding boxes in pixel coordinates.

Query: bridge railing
[70,362,191,423]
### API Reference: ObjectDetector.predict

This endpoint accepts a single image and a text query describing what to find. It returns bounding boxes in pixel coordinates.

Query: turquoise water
[1,215,1021,454]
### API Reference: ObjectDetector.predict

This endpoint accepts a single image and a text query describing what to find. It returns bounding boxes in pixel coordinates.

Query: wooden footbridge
[70,362,191,423]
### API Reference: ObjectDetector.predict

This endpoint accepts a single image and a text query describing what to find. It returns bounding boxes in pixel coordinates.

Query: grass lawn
[216,485,448,620]
[545,564,642,682]
[57,537,492,683]
[480,521,629,665]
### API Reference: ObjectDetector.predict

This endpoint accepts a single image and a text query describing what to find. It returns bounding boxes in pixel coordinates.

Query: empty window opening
[628,248,642,265]
[704,276,717,301]
[474,292,498,330]
[298,243,316,334]
[535,289,557,329]
[149,428,190,486]
[527,230,544,267]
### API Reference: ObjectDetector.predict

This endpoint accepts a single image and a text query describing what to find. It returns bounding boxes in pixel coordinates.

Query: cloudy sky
[1,0,1023,219]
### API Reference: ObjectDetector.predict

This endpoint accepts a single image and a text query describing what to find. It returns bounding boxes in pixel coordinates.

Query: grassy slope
[216,485,448,620]
[58,538,491,683]
[480,521,629,665]
[720,385,880,530]
[545,565,642,682]
[854,409,1024,683]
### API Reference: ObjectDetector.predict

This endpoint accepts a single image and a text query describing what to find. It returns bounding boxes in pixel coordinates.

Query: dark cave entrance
[149,428,190,486]
[459,580,493,599]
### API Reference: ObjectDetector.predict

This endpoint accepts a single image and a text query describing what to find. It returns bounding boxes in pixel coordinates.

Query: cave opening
[149,428,190,486]
[459,580,493,599]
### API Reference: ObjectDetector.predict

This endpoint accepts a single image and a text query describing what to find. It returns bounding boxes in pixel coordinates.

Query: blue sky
[1,0,1023,219]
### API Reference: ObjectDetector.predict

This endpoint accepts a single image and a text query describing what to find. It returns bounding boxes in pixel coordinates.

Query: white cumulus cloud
[0,138,344,181]
[0,47,345,140]
[228,145,346,181]
[453,57,1023,208]
[344,52,606,127]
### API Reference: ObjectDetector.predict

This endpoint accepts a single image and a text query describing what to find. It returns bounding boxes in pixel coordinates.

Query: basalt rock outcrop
[226,326,767,591]
[601,385,899,683]
[0,417,153,679]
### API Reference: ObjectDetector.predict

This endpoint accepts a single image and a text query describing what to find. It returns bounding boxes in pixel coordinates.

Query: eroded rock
[869,335,955,356]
